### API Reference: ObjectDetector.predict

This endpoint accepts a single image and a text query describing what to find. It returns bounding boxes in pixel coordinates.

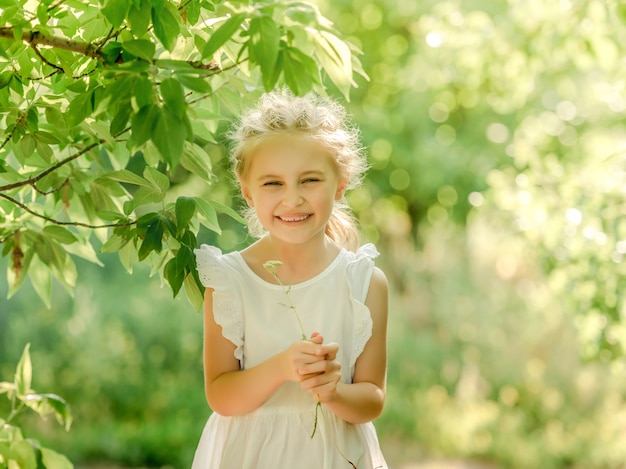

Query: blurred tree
[0,0,365,309]
[314,0,626,360]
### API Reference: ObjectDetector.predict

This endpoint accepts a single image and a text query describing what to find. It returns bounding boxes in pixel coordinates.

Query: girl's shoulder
[194,244,245,288]
[348,243,380,261]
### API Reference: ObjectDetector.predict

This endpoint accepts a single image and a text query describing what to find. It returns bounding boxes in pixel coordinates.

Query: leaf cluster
[0,344,72,469]
[0,0,365,307]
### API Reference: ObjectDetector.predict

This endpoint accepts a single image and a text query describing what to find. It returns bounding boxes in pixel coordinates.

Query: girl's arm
[202,288,335,416]
[300,267,389,424]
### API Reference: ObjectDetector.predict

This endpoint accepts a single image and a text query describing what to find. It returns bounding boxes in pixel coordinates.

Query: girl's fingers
[316,342,338,358]
[299,357,341,377]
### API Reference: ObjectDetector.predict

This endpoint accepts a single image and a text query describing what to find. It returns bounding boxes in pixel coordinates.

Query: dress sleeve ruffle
[346,243,380,370]
[194,244,244,362]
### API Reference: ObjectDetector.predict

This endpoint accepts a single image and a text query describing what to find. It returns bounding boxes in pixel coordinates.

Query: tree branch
[0,192,137,229]
[0,141,101,192]
[0,26,221,72]
[0,27,100,58]
[30,43,64,72]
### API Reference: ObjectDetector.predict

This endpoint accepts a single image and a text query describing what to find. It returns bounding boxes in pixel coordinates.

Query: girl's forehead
[247,134,337,172]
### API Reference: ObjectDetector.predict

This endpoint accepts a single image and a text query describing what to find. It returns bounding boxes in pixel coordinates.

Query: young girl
[192,91,389,468]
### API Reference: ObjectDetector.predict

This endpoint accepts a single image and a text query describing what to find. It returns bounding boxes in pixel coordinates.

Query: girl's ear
[335,178,348,201]
[239,180,254,207]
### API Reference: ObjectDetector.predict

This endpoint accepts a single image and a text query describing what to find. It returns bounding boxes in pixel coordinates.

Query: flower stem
[264,261,307,340]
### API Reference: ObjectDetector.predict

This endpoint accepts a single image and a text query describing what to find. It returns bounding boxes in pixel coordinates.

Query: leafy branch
[0,27,101,58]
[0,140,101,192]
[0,192,136,230]
[0,0,364,309]
[0,344,73,468]
[0,27,220,72]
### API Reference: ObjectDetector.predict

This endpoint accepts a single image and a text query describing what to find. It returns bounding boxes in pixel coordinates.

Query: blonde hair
[228,90,367,251]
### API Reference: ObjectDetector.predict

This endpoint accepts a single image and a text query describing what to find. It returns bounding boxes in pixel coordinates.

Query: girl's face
[240,134,346,246]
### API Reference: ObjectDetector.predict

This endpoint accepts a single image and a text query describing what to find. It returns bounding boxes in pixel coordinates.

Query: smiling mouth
[278,214,311,222]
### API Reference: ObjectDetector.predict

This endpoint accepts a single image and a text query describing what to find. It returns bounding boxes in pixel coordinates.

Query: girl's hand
[298,341,342,402]
[280,336,327,383]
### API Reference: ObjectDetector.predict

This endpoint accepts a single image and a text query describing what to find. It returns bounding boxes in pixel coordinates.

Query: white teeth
[280,215,309,222]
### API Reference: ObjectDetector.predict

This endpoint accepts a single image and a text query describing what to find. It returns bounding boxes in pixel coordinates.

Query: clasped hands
[281,331,341,403]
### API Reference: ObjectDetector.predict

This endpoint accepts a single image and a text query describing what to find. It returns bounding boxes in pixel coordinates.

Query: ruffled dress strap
[194,244,244,362]
[346,243,380,370]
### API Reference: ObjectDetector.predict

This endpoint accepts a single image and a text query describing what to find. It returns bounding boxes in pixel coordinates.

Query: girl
[192,91,389,468]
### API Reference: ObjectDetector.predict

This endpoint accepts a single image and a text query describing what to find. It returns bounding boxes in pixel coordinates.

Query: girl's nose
[282,186,304,207]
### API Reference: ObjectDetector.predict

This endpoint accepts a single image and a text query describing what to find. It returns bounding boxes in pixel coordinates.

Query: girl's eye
[263,181,282,186]
[302,178,320,183]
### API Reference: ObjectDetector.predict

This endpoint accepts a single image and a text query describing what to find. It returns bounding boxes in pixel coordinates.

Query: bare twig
[30,44,64,72]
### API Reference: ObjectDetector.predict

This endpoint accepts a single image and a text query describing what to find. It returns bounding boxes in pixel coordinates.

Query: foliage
[0,0,365,309]
[315,0,626,360]
[3,234,626,469]
[0,257,207,467]
[379,228,626,469]
[0,344,73,469]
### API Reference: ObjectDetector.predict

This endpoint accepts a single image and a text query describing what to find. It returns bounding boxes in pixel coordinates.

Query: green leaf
[44,106,66,130]
[100,233,127,253]
[101,41,123,64]
[134,76,153,109]
[19,133,35,156]
[180,141,212,179]
[152,4,180,51]
[124,186,163,213]
[28,257,52,309]
[42,226,78,245]
[194,197,221,233]
[0,381,16,395]
[151,108,185,167]
[138,218,164,260]
[206,198,246,224]
[282,46,317,95]
[118,239,138,273]
[202,13,247,58]
[249,14,280,89]
[63,240,105,267]
[175,196,196,233]
[0,70,12,88]
[102,0,131,28]
[41,448,74,469]
[128,1,152,36]
[177,74,212,93]
[143,166,169,192]
[186,0,201,24]
[130,104,159,148]
[107,169,152,187]
[66,91,94,127]
[14,343,32,396]
[25,107,39,132]
[110,104,132,135]
[22,393,72,431]
[184,271,204,311]
[0,442,19,461]
[165,246,192,297]
[122,39,155,61]
[9,440,37,469]
[312,30,354,99]
[160,78,186,119]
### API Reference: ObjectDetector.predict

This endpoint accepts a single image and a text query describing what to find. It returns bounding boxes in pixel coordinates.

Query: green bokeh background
[3,0,626,467]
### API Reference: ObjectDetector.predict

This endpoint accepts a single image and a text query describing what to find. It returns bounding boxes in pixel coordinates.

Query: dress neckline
[231,248,347,290]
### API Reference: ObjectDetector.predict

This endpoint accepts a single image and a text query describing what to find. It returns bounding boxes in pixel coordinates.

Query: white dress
[191,243,388,469]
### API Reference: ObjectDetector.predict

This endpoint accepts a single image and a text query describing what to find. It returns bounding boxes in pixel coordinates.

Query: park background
[2,0,626,468]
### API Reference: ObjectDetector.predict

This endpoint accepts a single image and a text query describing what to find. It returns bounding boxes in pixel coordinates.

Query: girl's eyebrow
[256,170,325,180]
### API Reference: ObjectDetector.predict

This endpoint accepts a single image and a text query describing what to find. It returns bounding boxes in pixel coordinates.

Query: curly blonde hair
[228,90,367,251]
